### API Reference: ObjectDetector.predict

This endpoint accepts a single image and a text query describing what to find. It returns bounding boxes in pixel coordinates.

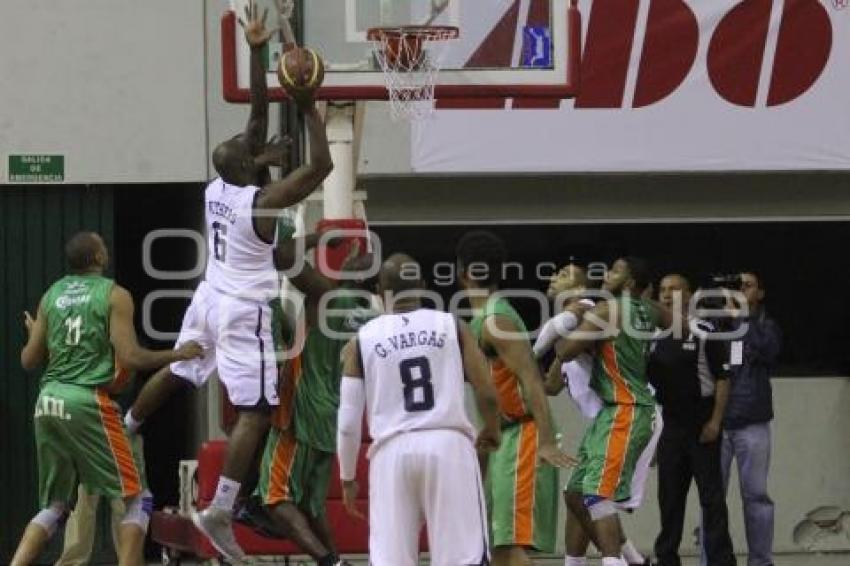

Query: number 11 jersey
[204,178,278,302]
[356,308,475,455]
[42,274,115,388]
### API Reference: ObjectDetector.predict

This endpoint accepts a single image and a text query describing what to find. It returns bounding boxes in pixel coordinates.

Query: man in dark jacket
[650,274,736,566]
[717,271,781,566]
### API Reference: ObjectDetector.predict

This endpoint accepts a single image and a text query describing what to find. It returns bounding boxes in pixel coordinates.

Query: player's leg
[422,430,489,566]
[564,493,592,565]
[194,297,277,560]
[564,428,596,565]
[116,495,150,566]
[256,428,337,563]
[126,284,217,433]
[369,435,422,566]
[304,450,340,556]
[567,408,622,560]
[55,484,101,566]
[11,502,70,566]
[488,421,540,566]
[124,366,189,431]
[74,388,148,565]
[13,386,86,565]
[580,405,653,564]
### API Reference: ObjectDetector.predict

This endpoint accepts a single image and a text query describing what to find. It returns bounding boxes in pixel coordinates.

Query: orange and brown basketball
[278,47,325,93]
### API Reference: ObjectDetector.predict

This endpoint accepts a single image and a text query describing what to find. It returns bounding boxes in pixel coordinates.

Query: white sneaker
[192,507,247,562]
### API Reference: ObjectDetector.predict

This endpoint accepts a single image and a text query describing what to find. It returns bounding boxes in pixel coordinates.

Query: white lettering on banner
[413,0,850,172]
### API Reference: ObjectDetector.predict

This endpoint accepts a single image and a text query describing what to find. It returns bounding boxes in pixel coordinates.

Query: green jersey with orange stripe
[591,296,658,406]
[42,274,116,388]
[470,296,531,422]
[292,291,376,452]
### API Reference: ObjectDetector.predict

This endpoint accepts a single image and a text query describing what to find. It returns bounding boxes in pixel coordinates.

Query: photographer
[649,274,735,566]
[714,271,781,566]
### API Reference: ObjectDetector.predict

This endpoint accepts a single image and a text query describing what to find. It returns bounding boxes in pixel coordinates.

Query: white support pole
[323,102,357,220]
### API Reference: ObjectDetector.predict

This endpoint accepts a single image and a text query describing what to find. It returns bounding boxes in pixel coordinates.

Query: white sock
[210,476,240,511]
[565,556,587,566]
[124,410,143,434]
[621,539,644,563]
[602,557,626,566]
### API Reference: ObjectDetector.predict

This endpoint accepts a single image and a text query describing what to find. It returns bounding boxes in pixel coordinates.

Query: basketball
[278,47,325,93]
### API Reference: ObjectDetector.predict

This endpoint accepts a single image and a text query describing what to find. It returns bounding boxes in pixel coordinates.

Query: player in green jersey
[553,257,669,566]
[11,232,202,566]
[456,230,575,566]
[253,240,373,566]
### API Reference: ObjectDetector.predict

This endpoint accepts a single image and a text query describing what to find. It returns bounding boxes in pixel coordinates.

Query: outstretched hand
[175,340,204,361]
[341,480,366,520]
[239,0,277,48]
[538,443,579,469]
[475,426,501,454]
[255,135,293,168]
[276,0,295,20]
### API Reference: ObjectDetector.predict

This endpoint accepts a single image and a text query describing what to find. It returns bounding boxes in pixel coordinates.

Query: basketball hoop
[833,0,849,9]
[367,25,459,120]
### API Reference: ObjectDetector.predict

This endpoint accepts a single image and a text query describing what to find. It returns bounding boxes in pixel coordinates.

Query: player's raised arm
[21,300,48,370]
[254,104,332,240]
[482,315,576,468]
[239,0,276,155]
[109,286,202,371]
[457,320,501,452]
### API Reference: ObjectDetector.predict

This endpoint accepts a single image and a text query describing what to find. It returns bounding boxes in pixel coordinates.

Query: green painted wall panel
[0,185,114,563]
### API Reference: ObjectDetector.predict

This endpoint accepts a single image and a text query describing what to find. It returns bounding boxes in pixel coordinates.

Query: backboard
[222,0,581,102]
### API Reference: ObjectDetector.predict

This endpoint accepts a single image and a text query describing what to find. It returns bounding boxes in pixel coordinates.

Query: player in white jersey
[538,264,660,566]
[337,254,503,566]
[122,4,334,560]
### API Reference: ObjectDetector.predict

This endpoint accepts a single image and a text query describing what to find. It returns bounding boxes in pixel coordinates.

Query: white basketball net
[369,27,458,121]
[833,0,849,9]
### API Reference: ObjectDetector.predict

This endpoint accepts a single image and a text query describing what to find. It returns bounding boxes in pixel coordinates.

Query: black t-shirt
[648,319,730,429]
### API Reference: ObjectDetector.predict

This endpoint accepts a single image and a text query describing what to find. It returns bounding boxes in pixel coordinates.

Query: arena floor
[172,553,850,565]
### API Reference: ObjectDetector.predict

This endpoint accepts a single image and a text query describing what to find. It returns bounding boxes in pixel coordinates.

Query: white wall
[0,0,209,184]
[547,377,850,557]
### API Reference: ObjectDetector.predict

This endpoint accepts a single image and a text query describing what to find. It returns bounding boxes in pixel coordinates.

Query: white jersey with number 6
[357,308,475,455]
[204,178,277,302]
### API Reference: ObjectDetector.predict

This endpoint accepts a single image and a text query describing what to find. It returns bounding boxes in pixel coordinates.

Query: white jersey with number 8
[357,308,475,456]
[203,178,278,302]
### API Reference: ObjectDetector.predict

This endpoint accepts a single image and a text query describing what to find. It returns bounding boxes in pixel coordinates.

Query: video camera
[696,273,743,311]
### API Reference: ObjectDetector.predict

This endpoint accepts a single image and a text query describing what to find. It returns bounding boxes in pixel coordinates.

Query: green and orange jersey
[470,296,532,422]
[41,274,116,388]
[271,291,376,451]
[590,295,659,407]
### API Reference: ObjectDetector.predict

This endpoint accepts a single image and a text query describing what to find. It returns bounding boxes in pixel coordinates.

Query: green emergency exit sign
[8,155,64,182]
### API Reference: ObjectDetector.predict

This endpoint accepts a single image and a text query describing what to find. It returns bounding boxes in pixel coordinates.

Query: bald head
[378,253,423,296]
[212,136,256,186]
[66,231,108,273]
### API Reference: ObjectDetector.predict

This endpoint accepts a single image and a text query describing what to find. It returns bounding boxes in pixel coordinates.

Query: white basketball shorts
[170,281,278,407]
[368,429,489,566]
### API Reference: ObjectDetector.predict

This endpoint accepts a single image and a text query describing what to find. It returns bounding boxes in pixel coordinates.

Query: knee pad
[31,502,69,538]
[121,489,154,532]
[584,495,618,521]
